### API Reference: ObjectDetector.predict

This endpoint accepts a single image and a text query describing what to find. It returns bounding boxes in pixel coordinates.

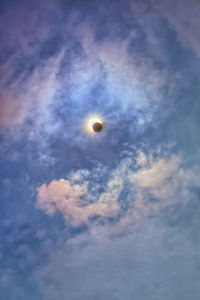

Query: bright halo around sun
[84,114,104,134]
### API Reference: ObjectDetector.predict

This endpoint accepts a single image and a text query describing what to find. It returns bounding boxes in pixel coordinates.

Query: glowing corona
[84,114,104,134]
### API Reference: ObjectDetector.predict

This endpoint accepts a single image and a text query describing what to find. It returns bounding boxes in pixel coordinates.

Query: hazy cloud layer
[151,0,200,56]
[37,213,200,300]
[1,0,200,299]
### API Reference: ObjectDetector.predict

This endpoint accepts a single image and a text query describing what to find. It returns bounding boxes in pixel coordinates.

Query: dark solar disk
[93,122,103,132]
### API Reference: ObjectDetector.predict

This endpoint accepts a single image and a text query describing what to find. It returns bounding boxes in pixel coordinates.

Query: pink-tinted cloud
[36,168,123,227]
[36,150,200,235]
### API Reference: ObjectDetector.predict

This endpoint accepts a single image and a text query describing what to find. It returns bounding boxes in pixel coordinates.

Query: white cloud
[109,153,200,237]
[36,150,200,235]
[36,168,123,227]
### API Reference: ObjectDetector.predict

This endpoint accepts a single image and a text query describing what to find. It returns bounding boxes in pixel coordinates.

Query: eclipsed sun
[84,115,104,134]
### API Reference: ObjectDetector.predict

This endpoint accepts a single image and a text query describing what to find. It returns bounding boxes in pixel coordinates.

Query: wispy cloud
[151,0,200,57]
[0,50,63,135]
[37,208,200,300]
[1,0,200,299]
[36,149,200,238]
[0,0,180,142]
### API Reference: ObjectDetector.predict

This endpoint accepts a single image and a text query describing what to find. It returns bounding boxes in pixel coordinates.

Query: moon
[92,122,103,132]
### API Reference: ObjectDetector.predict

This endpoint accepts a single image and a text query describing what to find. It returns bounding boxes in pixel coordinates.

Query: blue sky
[1,0,200,299]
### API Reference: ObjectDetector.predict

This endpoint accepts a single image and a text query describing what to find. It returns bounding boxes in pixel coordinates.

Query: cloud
[1,1,200,299]
[130,0,200,57]
[110,152,200,236]
[0,50,63,135]
[37,213,200,300]
[67,21,177,123]
[35,149,200,300]
[150,0,200,57]
[0,0,180,145]
[36,149,200,236]
[0,0,64,136]
[36,167,123,227]
[0,0,60,55]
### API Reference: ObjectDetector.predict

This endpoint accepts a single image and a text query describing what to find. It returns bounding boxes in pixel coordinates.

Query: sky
[0,0,200,299]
